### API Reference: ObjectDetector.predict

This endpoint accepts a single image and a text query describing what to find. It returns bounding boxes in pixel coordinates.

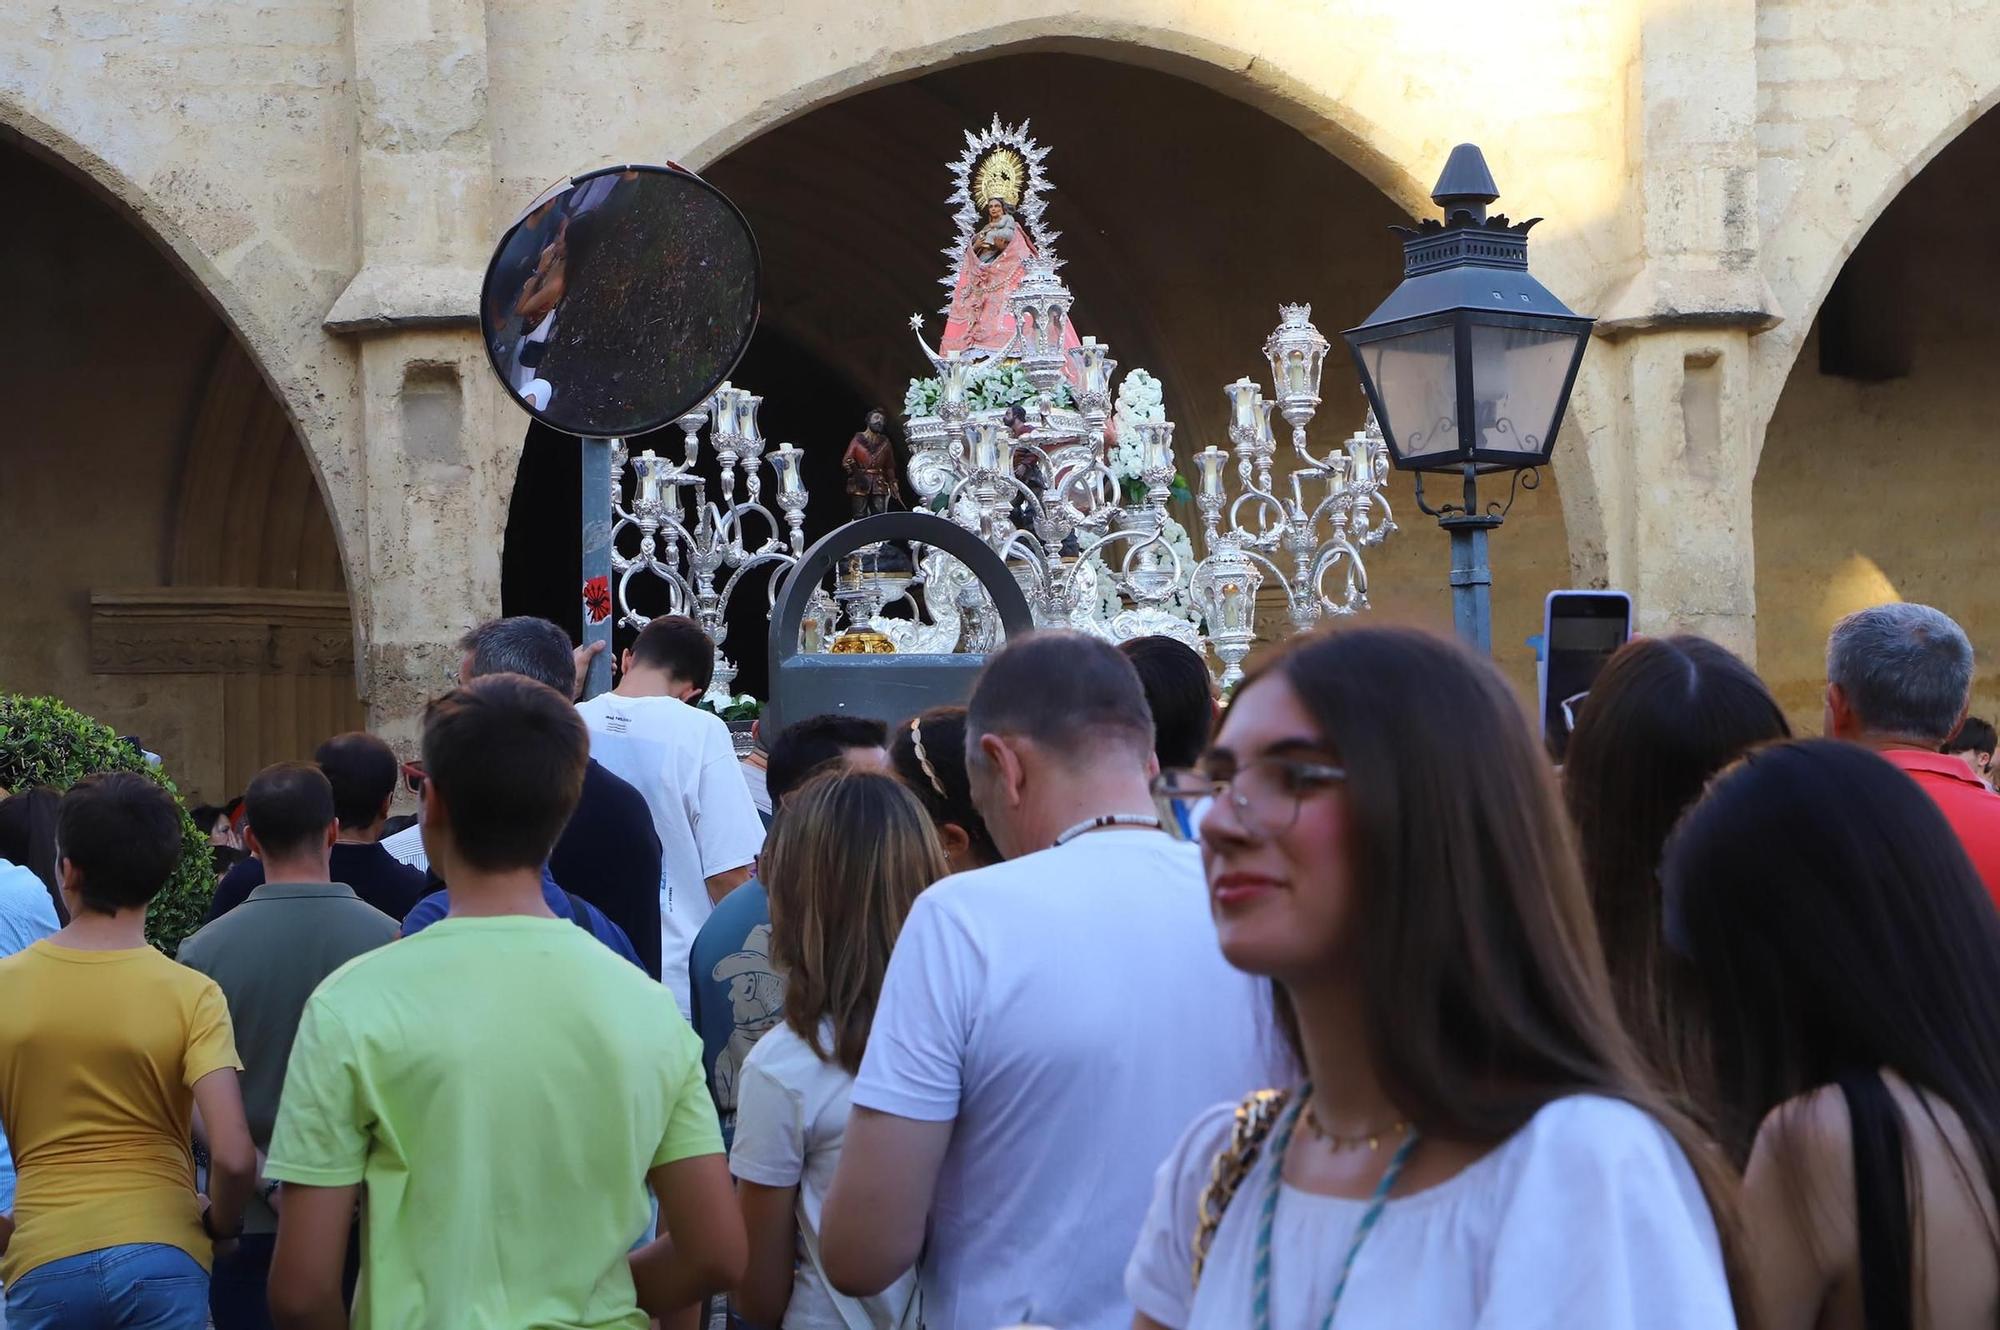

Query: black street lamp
[1343,144,1593,652]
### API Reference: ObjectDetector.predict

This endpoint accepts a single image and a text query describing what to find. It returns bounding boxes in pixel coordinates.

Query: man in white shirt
[820,631,1278,1330]
[575,616,763,1016]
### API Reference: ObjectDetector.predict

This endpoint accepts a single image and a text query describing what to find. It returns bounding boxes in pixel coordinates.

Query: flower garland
[903,362,1075,419]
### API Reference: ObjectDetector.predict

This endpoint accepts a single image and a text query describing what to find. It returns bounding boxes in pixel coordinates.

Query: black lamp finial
[1431,143,1500,224]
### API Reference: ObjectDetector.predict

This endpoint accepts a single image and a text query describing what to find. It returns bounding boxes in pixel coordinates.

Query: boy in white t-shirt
[818,632,1278,1330]
[575,616,763,1016]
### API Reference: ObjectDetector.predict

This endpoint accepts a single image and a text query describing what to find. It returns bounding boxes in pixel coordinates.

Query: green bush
[0,694,215,954]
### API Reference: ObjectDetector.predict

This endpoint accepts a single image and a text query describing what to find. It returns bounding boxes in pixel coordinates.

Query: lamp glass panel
[1467,322,1580,458]
[1357,325,1459,461]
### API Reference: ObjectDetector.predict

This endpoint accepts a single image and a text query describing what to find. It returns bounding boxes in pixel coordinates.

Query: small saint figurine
[1004,404,1045,531]
[842,408,903,520]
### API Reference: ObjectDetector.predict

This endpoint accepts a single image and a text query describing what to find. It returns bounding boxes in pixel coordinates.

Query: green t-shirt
[265,915,722,1330]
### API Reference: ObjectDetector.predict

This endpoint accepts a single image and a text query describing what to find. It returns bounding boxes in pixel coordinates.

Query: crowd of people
[0,599,1997,1330]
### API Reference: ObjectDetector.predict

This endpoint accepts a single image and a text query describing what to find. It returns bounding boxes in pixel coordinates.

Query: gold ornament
[972,147,1028,210]
[830,628,897,654]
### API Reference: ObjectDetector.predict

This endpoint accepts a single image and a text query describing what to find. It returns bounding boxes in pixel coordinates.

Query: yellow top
[0,940,241,1282]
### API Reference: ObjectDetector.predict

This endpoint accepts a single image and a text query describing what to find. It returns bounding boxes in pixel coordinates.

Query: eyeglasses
[401,761,428,796]
[1560,690,1589,735]
[1150,758,1347,843]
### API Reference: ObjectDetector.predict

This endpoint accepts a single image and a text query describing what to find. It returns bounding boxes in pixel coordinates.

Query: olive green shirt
[176,881,398,1232]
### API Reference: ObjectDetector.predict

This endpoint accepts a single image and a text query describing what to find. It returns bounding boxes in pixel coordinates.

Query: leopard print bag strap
[1190,1088,1291,1289]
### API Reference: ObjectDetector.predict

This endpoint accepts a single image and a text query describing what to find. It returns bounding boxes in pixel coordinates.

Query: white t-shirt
[575,693,764,1015]
[851,830,1282,1330]
[1127,1094,1737,1330]
[731,1020,919,1330]
[741,759,772,818]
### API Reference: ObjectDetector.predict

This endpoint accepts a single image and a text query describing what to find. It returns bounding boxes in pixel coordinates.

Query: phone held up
[1541,590,1633,763]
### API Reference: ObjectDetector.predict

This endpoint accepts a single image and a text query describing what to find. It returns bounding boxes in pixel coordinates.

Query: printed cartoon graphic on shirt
[712,923,782,1124]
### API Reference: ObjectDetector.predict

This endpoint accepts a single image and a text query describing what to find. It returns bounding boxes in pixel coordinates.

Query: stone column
[1592,0,1778,661]
[350,336,517,753]
[322,0,511,750]
[1605,331,1761,656]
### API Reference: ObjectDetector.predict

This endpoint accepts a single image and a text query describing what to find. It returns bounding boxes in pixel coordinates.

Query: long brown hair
[1239,625,1753,1325]
[761,769,948,1074]
[1562,635,1789,1106]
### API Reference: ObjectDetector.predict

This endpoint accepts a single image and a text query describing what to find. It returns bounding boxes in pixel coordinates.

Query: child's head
[57,772,183,916]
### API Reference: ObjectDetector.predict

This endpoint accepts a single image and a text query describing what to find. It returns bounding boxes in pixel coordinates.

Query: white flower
[1108,368,1165,482]
[905,376,942,418]
[1083,513,1204,631]
[1114,368,1165,429]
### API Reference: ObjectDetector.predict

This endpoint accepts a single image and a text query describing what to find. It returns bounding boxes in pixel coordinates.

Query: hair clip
[910,717,947,798]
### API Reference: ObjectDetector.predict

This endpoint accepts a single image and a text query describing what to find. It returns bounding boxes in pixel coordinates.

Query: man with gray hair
[1826,601,2000,897]
[383,616,666,977]
[819,631,1275,1330]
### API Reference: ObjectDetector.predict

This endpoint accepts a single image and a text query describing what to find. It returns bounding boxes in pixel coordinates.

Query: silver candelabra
[1190,304,1398,687]
[609,384,809,703]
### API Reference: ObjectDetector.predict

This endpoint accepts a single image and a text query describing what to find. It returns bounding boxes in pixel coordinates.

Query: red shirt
[1881,748,2000,905]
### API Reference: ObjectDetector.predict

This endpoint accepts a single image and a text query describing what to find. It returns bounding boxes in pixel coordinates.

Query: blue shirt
[401,868,643,970]
[0,860,59,1211]
[686,879,781,1142]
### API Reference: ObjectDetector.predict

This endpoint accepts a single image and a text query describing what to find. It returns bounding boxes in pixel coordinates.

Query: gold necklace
[1302,1102,1410,1153]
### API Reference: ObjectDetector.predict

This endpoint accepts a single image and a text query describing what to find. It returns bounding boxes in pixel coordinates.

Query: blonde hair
[762,768,948,1074]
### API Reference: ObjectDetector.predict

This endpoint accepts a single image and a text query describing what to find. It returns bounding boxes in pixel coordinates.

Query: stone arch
[675,14,1611,587]
[1751,15,2000,457]
[168,337,368,785]
[0,116,364,797]
[1753,87,2000,725]
[0,102,364,637]
[171,338,347,593]
[681,21,1435,216]
[671,30,1600,677]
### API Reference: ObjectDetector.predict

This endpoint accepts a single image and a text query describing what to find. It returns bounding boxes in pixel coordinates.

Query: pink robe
[942,224,1083,378]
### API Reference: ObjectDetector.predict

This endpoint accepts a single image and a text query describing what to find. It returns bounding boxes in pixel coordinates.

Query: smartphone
[1541,590,1633,761]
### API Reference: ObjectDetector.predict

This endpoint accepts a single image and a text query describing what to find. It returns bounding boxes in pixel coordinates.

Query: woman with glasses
[1561,635,1790,1106]
[1664,740,2000,1330]
[1128,625,1747,1330]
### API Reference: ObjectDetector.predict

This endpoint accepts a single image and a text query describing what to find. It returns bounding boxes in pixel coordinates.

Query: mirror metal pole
[580,436,616,699]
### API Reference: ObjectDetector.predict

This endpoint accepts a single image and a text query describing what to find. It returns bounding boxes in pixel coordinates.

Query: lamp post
[1342,143,1593,652]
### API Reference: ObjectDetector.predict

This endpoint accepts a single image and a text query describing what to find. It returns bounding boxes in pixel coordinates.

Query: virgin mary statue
[941,195,1079,364]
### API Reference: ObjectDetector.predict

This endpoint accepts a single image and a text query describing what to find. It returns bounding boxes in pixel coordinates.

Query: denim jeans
[6,1243,208,1329]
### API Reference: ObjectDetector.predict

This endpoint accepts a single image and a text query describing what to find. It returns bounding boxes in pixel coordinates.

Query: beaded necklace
[1249,1090,1419,1330]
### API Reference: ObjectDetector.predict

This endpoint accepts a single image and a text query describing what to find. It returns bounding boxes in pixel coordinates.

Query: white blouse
[1126,1094,1737,1330]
